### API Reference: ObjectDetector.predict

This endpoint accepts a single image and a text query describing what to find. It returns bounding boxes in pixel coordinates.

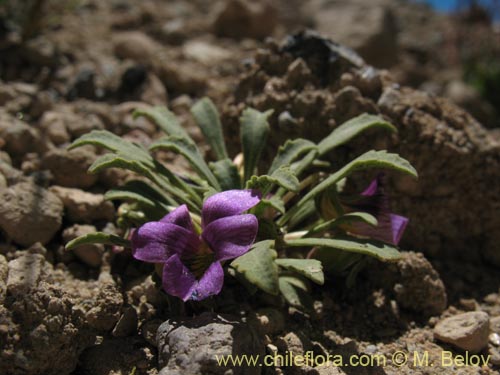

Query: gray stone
[0,182,63,246]
[157,312,264,375]
[434,311,490,353]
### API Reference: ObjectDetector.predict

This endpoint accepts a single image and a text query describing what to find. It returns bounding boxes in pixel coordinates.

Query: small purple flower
[344,174,408,245]
[132,190,261,301]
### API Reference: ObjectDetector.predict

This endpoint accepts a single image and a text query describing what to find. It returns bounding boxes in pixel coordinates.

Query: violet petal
[162,254,197,301]
[132,221,200,263]
[349,213,409,245]
[189,261,224,301]
[159,204,193,231]
[203,214,258,261]
[202,189,261,227]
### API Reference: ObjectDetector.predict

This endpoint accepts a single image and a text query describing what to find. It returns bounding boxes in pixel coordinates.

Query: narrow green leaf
[88,153,152,176]
[66,232,130,250]
[290,149,318,176]
[191,97,228,160]
[318,114,397,156]
[104,180,173,208]
[69,130,154,167]
[275,259,324,285]
[246,166,299,192]
[150,136,220,189]
[307,212,377,236]
[269,139,317,174]
[309,247,363,276]
[287,200,316,230]
[68,130,201,211]
[285,237,401,261]
[134,106,190,139]
[240,108,272,182]
[296,150,417,210]
[230,240,279,295]
[210,159,241,190]
[279,275,314,311]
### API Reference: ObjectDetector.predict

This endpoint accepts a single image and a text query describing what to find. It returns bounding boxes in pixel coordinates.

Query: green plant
[66,98,417,311]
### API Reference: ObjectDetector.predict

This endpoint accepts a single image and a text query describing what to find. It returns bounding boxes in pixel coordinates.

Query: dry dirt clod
[113,31,161,65]
[433,311,490,353]
[50,186,115,223]
[6,252,47,295]
[42,147,98,189]
[0,182,63,246]
[212,0,278,40]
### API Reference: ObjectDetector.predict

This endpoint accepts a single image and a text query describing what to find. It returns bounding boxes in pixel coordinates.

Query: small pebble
[490,332,500,346]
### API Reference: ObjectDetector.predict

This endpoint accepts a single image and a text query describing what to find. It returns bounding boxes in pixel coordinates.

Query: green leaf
[318,114,397,156]
[134,106,191,140]
[296,150,417,209]
[65,232,130,250]
[246,166,299,193]
[150,136,220,189]
[191,98,228,160]
[210,159,241,190]
[290,149,318,176]
[309,247,363,276]
[279,275,314,311]
[258,196,286,215]
[275,259,324,285]
[240,108,272,182]
[88,153,152,176]
[287,200,316,230]
[284,237,401,261]
[69,130,154,168]
[268,139,317,174]
[104,180,173,208]
[230,240,279,295]
[68,127,202,212]
[307,212,377,236]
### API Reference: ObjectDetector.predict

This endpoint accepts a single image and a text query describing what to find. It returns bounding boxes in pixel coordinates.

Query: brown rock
[113,32,160,65]
[50,186,115,223]
[0,255,8,303]
[392,252,447,316]
[7,253,47,295]
[213,0,278,40]
[434,311,490,353]
[313,0,398,68]
[0,182,63,246]
[39,111,71,145]
[42,147,97,189]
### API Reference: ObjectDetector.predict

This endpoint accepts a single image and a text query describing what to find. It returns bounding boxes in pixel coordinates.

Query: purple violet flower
[344,174,408,245]
[132,190,261,301]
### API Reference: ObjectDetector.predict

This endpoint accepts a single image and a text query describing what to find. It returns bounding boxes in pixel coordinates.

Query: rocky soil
[0,0,499,374]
